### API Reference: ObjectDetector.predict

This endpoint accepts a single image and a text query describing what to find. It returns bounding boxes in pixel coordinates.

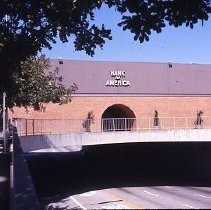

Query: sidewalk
[0,151,10,210]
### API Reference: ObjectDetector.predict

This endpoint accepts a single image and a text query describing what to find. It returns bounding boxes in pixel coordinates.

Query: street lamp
[3,92,6,153]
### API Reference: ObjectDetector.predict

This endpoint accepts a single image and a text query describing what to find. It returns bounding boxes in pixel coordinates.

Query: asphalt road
[26,142,211,209]
[45,186,211,209]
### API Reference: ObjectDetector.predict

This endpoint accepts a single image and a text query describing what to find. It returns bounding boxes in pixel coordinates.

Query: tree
[0,0,112,94]
[1,0,210,103]
[153,109,160,128]
[3,55,77,111]
[82,111,95,132]
[194,110,203,128]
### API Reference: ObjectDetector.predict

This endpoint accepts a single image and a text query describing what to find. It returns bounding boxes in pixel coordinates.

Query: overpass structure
[13,117,211,153]
[9,125,211,208]
[8,123,211,209]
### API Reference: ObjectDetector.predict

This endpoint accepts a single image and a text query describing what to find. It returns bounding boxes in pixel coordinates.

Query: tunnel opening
[101,104,136,131]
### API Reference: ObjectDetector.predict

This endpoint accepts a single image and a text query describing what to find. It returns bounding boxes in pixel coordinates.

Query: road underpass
[24,141,211,209]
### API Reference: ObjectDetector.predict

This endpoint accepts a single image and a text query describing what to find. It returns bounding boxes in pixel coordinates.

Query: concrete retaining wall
[11,131,41,210]
[20,129,211,153]
[20,133,82,152]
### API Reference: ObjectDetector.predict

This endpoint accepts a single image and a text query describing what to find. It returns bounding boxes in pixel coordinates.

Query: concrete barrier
[10,131,41,210]
[20,133,82,152]
[19,129,211,153]
[82,129,211,145]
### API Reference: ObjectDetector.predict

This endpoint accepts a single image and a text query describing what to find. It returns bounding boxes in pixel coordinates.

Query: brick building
[12,60,211,133]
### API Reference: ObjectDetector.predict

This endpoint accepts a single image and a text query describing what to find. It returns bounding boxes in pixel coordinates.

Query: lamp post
[2,16,8,153]
[3,92,6,153]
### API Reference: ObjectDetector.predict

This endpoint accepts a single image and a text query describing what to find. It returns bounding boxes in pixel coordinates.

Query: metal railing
[14,116,211,136]
[101,118,136,132]
[100,117,211,131]
[14,118,84,136]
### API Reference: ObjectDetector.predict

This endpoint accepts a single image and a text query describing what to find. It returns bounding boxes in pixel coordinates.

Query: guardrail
[13,116,211,136]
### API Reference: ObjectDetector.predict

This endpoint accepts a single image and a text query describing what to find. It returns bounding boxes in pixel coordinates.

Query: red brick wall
[11,96,211,134]
[11,96,211,120]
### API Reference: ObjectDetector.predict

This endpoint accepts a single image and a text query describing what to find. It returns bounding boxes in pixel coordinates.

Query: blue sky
[41,5,211,64]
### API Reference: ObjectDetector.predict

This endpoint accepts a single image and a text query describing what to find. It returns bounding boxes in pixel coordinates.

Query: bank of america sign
[106,70,130,87]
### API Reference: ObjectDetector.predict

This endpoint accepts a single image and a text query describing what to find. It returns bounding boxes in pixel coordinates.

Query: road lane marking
[143,190,159,197]
[194,193,211,199]
[101,203,129,209]
[69,196,87,210]
[179,203,195,209]
[104,189,143,209]
[164,186,173,189]
[80,191,96,197]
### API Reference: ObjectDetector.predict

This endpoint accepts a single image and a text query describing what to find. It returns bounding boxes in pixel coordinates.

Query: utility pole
[2,16,8,153]
[3,92,6,153]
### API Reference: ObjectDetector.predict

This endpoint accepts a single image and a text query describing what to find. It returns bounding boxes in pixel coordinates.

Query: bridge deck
[19,129,211,153]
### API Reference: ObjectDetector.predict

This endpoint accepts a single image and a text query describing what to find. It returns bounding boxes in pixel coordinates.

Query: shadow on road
[25,142,211,207]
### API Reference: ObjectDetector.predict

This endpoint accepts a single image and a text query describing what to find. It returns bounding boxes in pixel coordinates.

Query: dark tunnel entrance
[101,104,136,131]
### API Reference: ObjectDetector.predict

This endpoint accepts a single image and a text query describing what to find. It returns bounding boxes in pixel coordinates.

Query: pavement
[45,186,211,209]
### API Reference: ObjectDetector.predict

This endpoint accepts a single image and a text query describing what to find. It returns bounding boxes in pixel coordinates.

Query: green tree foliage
[6,56,77,110]
[0,0,210,107]
[116,0,210,42]
[0,0,112,93]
